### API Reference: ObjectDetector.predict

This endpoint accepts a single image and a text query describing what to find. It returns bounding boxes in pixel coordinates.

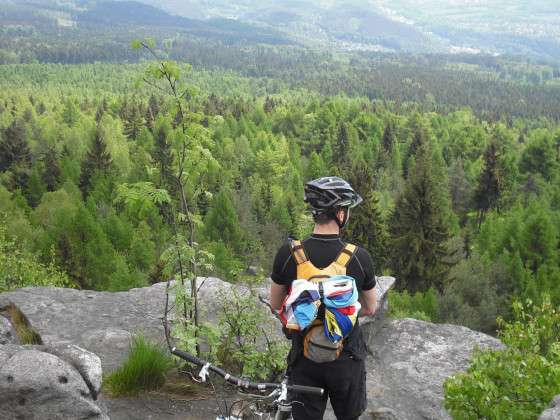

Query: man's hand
[270,281,289,311]
[358,288,377,317]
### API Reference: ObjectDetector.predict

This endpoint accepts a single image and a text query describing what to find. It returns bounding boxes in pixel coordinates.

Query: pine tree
[205,188,243,252]
[145,95,159,131]
[123,103,144,140]
[390,143,453,293]
[62,99,79,126]
[79,127,112,195]
[474,139,503,227]
[448,159,472,225]
[0,119,31,172]
[334,122,350,166]
[42,147,62,192]
[95,98,108,123]
[264,96,275,113]
[307,151,327,179]
[382,121,395,155]
[346,191,390,271]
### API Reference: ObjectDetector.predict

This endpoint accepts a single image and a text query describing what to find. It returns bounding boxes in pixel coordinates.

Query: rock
[43,344,103,399]
[82,328,133,371]
[0,284,167,372]
[368,407,400,420]
[362,318,504,420]
[539,395,560,420]
[2,276,504,420]
[0,315,18,345]
[0,348,108,420]
[361,276,396,342]
[0,276,395,372]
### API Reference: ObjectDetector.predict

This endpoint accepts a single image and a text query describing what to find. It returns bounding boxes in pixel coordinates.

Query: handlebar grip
[171,347,205,366]
[288,384,324,396]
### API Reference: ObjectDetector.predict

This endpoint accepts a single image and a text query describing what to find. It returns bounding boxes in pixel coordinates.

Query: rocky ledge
[0,277,533,420]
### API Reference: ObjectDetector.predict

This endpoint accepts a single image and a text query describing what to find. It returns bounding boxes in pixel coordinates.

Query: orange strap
[290,239,308,265]
[335,243,357,267]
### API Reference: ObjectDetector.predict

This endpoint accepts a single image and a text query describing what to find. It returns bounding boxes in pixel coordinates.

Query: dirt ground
[99,376,273,420]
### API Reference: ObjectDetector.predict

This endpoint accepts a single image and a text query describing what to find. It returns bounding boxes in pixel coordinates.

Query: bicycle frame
[171,347,323,420]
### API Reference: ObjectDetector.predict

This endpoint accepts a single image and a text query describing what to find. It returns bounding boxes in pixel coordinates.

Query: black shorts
[289,355,367,420]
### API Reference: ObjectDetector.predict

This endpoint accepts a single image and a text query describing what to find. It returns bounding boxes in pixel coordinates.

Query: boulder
[539,395,560,420]
[0,316,17,345]
[0,347,107,420]
[361,318,504,420]
[42,344,103,399]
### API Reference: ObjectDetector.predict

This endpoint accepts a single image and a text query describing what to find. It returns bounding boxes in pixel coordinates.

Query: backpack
[287,238,358,363]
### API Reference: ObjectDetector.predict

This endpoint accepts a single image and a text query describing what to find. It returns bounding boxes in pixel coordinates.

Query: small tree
[79,127,113,196]
[390,143,454,293]
[132,39,216,356]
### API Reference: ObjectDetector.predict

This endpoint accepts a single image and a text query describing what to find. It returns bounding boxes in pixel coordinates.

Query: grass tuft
[103,334,174,397]
[1,303,43,345]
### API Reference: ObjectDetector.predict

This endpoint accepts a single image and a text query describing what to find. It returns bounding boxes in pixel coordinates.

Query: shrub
[2,303,43,344]
[170,285,288,382]
[216,288,289,381]
[388,288,439,322]
[0,220,73,292]
[104,335,174,396]
[444,296,560,419]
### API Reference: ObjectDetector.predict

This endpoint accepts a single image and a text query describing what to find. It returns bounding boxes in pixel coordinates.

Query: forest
[1,24,560,416]
[1,55,559,334]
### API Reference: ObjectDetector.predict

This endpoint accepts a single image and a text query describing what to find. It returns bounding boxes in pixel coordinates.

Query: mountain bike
[171,347,323,420]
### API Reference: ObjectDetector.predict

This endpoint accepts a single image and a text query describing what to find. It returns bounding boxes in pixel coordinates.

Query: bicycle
[171,347,324,420]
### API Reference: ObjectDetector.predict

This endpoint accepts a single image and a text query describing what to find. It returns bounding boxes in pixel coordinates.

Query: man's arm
[358,288,377,317]
[353,247,377,316]
[270,282,289,311]
[269,241,294,311]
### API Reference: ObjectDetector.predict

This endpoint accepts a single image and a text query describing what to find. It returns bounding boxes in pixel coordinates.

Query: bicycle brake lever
[198,363,210,382]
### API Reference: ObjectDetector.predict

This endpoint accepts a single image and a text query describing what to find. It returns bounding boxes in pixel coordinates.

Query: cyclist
[269,176,377,420]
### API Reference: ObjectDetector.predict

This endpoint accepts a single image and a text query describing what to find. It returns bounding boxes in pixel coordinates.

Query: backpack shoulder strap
[289,239,309,266]
[334,243,357,268]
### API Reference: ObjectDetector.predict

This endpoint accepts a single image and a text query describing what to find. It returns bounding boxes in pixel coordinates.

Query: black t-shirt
[271,233,376,361]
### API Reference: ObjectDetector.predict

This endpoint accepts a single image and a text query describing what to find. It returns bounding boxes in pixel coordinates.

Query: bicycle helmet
[304,176,362,228]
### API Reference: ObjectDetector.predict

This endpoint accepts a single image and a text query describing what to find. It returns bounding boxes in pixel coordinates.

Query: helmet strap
[332,208,349,230]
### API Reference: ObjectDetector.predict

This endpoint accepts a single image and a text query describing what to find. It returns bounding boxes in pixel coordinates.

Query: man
[270,176,377,420]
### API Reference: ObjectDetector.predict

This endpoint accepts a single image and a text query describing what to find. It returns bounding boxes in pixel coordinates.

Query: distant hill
[1,0,559,59]
[132,0,560,58]
[0,0,294,46]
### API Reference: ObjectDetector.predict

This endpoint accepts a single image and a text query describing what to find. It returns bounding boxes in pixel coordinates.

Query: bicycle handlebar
[171,347,324,396]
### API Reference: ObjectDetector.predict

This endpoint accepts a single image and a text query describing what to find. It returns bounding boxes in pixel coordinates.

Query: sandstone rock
[0,284,167,372]
[0,316,17,345]
[82,328,133,371]
[43,344,103,399]
[361,318,504,420]
[539,395,560,420]
[4,276,504,420]
[0,348,107,420]
[0,277,395,372]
